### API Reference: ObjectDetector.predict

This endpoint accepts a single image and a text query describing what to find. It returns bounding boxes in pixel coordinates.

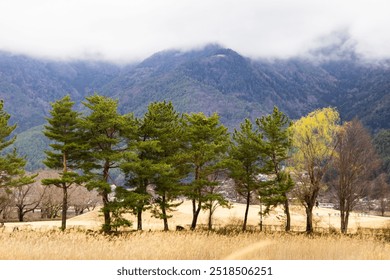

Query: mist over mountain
[0,52,120,132]
[0,44,389,170]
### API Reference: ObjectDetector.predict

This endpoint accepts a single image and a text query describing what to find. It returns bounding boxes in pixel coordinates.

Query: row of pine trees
[1,94,383,234]
[42,94,294,233]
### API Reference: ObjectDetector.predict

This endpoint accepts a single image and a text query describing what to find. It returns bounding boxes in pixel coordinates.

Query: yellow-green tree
[290,107,340,233]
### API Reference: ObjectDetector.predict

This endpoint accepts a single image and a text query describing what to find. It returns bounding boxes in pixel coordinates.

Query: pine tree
[116,115,150,231]
[143,101,185,231]
[256,106,294,231]
[227,118,265,231]
[42,95,84,230]
[201,169,232,231]
[0,100,35,206]
[0,99,18,187]
[181,112,229,230]
[79,94,131,232]
[120,101,185,231]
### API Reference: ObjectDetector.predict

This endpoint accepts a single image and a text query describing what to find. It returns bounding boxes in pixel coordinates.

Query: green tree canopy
[0,100,36,214]
[227,118,264,231]
[181,112,230,230]
[0,100,34,188]
[42,95,84,230]
[119,101,186,231]
[79,93,134,232]
[256,106,294,231]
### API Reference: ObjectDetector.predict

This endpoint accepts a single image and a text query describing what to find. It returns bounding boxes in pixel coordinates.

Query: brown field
[1,201,389,260]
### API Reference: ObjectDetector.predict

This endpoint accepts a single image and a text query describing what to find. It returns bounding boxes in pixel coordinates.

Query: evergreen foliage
[119,101,186,231]
[227,118,265,231]
[0,100,36,213]
[2,91,387,233]
[256,106,294,231]
[0,100,35,189]
[42,95,84,230]
[181,112,230,230]
[373,129,390,179]
[78,93,133,232]
[142,101,185,231]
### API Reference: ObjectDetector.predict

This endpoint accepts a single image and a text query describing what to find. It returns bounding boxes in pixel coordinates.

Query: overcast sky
[0,0,389,63]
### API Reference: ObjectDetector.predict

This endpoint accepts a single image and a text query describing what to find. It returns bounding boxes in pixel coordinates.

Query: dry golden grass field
[1,201,389,260]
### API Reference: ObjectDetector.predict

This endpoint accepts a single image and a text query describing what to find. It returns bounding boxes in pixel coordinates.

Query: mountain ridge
[0,45,389,153]
[1,45,389,132]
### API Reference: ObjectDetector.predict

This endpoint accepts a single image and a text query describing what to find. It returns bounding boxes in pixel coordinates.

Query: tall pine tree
[256,107,294,231]
[120,101,185,231]
[79,94,131,232]
[144,101,185,231]
[42,95,84,230]
[0,100,35,209]
[117,115,151,231]
[182,112,229,230]
[227,118,265,232]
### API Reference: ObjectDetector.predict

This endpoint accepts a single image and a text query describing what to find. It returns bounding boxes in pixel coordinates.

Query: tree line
[0,94,388,234]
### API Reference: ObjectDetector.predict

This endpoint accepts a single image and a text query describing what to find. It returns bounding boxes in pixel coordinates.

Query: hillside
[1,45,390,170]
[0,52,120,132]
[103,45,389,131]
[1,45,389,133]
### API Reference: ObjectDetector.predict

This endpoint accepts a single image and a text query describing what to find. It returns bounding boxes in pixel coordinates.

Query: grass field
[1,230,389,260]
[1,201,389,260]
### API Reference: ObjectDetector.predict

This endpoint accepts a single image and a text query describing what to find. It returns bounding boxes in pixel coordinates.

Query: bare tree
[0,188,12,220]
[371,173,390,216]
[12,182,45,222]
[331,119,379,233]
[202,170,232,230]
[68,186,100,215]
[40,185,63,219]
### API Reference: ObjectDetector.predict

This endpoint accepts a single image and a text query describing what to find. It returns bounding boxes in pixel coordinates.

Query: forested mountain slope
[1,45,389,170]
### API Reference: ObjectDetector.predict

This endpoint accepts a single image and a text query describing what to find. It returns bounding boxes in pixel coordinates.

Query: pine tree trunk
[137,210,143,230]
[102,190,111,231]
[191,167,201,230]
[190,199,201,230]
[284,194,291,231]
[162,195,169,231]
[61,153,68,231]
[191,199,197,230]
[163,217,169,231]
[102,161,111,232]
[61,185,68,231]
[243,191,251,232]
[208,207,212,231]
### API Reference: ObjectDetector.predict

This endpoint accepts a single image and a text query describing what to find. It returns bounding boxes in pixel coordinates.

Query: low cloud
[0,0,389,63]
